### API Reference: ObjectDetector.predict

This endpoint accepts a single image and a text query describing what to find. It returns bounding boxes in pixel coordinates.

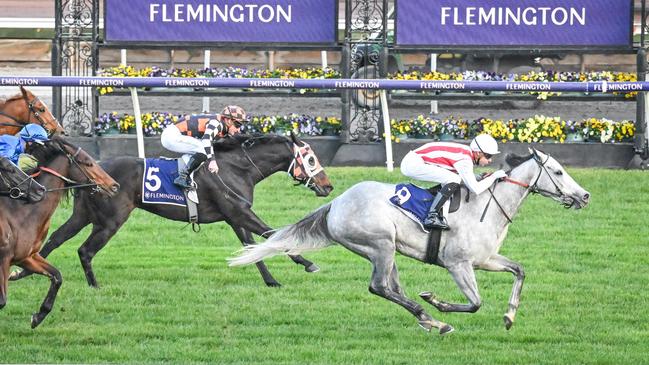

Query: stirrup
[174,175,191,189]
[423,215,450,231]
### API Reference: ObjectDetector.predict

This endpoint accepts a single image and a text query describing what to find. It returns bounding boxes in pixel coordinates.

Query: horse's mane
[505,153,534,168]
[0,92,24,106]
[27,136,68,165]
[212,133,289,152]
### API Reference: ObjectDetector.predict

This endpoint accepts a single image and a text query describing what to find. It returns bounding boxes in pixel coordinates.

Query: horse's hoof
[419,291,434,302]
[266,281,282,288]
[417,320,433,332]
[30,313,44,329]
[439,324,455,336]
[8,269,26,281]
[305,263,320,273]
[503,314,514,330]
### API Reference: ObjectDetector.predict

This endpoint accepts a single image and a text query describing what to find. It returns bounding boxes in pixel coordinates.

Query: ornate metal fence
[342,0,388,143]
[52,0,98,136]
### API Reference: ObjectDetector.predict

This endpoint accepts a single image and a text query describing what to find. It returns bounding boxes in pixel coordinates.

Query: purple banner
[396,0,632,47]
[105,0,337,44]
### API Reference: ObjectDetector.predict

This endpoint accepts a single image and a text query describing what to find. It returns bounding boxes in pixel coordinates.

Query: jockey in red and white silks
[400,134,507,230]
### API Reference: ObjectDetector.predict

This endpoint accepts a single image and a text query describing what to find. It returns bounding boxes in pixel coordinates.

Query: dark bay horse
[0,136,119,328]
[0,86,65,135]
[230,150,590,335]
[13,133,333,288]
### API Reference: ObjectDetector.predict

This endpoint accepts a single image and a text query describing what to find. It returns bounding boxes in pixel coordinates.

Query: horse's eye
[40,108,46,113]
[555,170,563,176]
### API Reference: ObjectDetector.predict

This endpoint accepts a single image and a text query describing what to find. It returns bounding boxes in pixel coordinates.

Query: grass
[1,167,648,364]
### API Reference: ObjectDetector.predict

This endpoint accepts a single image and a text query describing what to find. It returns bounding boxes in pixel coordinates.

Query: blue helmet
[18,124,49,143]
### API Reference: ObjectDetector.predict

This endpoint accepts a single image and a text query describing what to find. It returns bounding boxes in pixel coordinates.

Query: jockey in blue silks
[0,124,49,201]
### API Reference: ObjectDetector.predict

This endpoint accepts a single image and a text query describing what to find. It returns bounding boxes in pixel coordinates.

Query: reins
[480,152,571,224]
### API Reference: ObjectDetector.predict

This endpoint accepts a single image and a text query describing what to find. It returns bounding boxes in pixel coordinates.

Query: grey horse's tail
[228,204,334,267]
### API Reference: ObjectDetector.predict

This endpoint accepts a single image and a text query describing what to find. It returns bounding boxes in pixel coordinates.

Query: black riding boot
[174,153,207,189]
[423,182,460,231]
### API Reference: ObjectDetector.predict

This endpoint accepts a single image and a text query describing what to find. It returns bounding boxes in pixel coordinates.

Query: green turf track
[1,167,648,364]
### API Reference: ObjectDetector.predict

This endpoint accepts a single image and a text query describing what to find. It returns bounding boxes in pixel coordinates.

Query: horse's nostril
[583,193,590,201]
[112,183,120,192]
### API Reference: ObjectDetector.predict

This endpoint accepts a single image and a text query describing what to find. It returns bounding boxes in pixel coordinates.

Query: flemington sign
[104,0,338,44]
[395,0,633,48]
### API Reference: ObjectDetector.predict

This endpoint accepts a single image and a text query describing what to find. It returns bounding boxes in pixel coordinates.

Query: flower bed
[97,111,634,144]
[96,112,342,137]
[389,114,635,143]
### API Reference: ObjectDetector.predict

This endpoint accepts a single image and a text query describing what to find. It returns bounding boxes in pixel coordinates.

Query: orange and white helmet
[220,105,248,125]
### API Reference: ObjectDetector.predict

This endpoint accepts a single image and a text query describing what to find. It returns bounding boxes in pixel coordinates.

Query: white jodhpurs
[400,151,462,185]
[400,151,460,216]
[161,125,205,156]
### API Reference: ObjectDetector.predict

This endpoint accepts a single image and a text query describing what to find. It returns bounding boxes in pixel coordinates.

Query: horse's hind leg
[10,213,90,282]
[231,226,281,287]
[18,255,62,328]
[287,254,319,273]
[362,244,453,335]
[420,261,482,313]
[477,254,525,330]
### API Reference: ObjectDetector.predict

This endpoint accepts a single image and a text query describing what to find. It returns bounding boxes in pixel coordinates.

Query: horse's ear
[19,85,28,97]
[289,130,300,145]
[531,148,541,162]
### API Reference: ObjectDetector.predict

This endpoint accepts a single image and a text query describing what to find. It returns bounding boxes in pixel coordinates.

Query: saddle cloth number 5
[145,166,162,191]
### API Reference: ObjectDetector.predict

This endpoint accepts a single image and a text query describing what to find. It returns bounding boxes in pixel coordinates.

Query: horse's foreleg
[231,226,281,287]
[10,213,90,282]
[18,254,62,329]
[420,261,482,313]
[0,256,10,310]
[363,246,453,335]
[476,254,525,330]
[78,224,121,288]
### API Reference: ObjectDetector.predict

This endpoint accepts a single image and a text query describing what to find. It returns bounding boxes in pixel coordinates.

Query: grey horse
[229,149,590,335]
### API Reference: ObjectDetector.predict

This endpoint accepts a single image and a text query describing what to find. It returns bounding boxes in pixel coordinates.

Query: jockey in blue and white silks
[0,124,49,202]
[400,134,508,230]
[160,105,247,189]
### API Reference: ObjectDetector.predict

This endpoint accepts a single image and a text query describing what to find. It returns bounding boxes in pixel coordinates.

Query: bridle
[30,145,103,193]
[481,151,574,224]
[286,141,324,189]
[240,136,323,189]
[0,93,57,133]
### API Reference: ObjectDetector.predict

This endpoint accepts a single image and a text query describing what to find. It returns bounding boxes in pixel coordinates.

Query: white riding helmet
[470,134,500,155]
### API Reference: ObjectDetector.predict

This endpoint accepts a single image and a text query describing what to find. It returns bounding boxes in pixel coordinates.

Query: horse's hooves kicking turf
[266,281,282,288]
[305,264,320,273]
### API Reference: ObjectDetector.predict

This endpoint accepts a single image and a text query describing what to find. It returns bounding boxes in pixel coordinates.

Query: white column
[202,50,211,112]
[430,53,439,114]
[380,90,394,172]
[321,51,328,68]
[120,49,127,67]
[130,88,145,158]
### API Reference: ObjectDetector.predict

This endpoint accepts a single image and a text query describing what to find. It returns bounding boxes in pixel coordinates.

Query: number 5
[145,166,162,191]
